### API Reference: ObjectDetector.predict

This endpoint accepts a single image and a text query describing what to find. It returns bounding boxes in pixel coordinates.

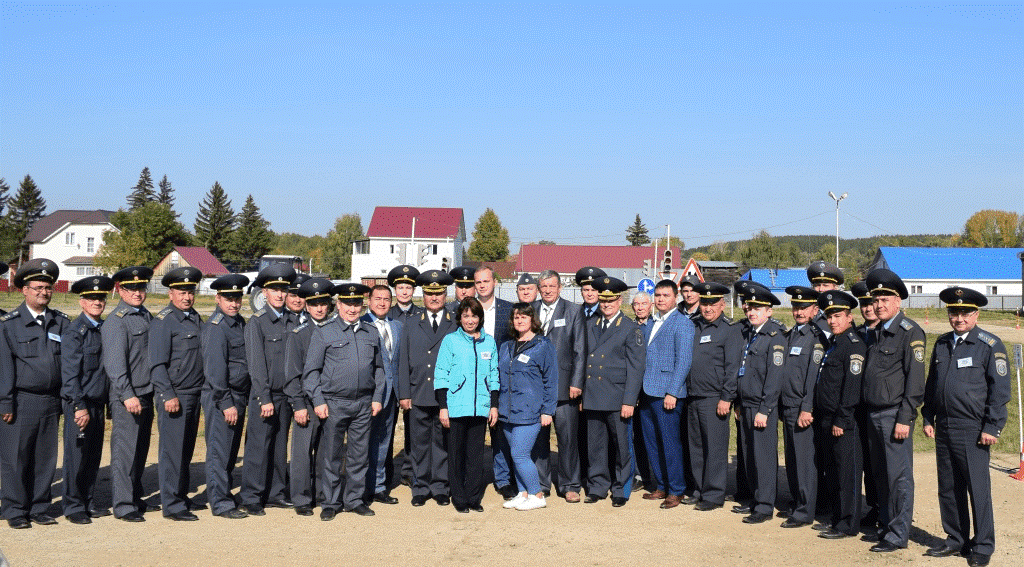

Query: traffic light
[417,244,429,266]
[441,257,450,271]
[393,243,407,264]
[662,249,672,274]
[642,259,651,276]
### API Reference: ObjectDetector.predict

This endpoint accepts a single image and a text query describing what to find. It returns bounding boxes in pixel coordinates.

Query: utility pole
[828,191,848,267]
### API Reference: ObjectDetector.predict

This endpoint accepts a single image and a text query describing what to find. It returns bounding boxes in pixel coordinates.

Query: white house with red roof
[515,244,682,287]
[22,209,118,284]
[351,206,466,280]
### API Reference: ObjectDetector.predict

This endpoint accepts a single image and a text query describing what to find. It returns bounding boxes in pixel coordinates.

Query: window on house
[429,244,438,254]
[987,286,998,295]
[65,232,75,245]
[910,285,922,294]
[353,241,370,254]
[86,237,95,253]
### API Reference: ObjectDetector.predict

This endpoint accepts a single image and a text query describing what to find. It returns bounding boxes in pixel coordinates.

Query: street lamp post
[828,191,848,267]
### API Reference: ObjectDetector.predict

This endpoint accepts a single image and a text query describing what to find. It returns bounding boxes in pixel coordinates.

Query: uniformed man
[1,259,70,529]
[201,273,251,519]
[149,266,204,521]
[922,287,1010,567]
[687,282,743,511]
[516,273,539,303]
[447,266,477,315]
[850,279,881,529]
[284,277,335,516]
[676,275,702,320]
[777,285,825,528]
[240,264,299,515]
[861,268,925,553]
[286,273,311,325]
[576,267,605,322]
[581,277,645,507]
[730,286,785,524]
[362,284,403,506]
[852,280,879,341]
[102,265,156,522]
[398,270,457,506]
[533,270,585,503]
[807,260,844,336]
[305,283,385,519]
[387,264,423,487]
[814,290,866,540]
[60,275,115,524]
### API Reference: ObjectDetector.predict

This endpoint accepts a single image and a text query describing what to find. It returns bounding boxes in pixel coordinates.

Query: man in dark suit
[574,266,606,494]
[386,264,423,487]
[581,276,645,507]
[922,287,1010,567]
[398,270,457,506]
[362,284,403,505]
[533,270,585,502]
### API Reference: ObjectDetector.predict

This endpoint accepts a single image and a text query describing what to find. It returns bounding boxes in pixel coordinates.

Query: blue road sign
[637,278,656,294]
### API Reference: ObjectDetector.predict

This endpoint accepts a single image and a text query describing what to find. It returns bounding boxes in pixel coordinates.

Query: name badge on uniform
[48,332,61,342]
[553,318,566,328]
[517,354,531,363]
[700,335,711,344]
[957,357,973,368]
[480,351,492,360]
[789,346,802,356]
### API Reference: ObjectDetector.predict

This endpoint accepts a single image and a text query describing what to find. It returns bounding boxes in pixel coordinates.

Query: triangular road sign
[681,258,705,283]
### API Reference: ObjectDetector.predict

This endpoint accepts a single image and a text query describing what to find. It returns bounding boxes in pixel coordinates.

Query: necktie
[36,314,45,326]
[542,305,553,333]
[377,320,392,354]
[602,318,609,331]
[432,314,439,332]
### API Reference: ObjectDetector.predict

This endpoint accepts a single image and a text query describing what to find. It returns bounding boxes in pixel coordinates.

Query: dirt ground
[1,430,1022,567]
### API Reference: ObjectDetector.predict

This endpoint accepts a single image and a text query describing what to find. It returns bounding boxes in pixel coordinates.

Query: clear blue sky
[2,1,1021,250]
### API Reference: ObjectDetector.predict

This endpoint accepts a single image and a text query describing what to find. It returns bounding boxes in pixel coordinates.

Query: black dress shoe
[373,493,399,505]
[860,510,879,527]
[216,508,248,519]
[818,528,854,540]
[344,504,375,516]
[265,499,293,509]
[8,517,31,529]
[294,505,314,516]
[860,533,881,543]
[870,541,901,553]
[470,504,484,512]
[732,504,752,514]
[611,497,627,507]
[88,508,112,518]
[811,522,832,531]
[433,495,450,506]
[969,553,990,567]
[583,495,604,504]
[777,509,790,518]
[167,511,199,521]
[680,495,699,505]
[925,544,962,558]
[67,512,92,524]
[498,485,517,500]
[320,508,336,521]
[117,511,145,522]
[743,512,772,524]
[780,518,810,528]
[29,513,58,525]
[241,504,265,516]
[694,501,721,511]
[454,505,470,513]
[411,495,428,507]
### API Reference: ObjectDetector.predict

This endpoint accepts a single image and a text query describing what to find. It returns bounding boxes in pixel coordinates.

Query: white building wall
[351,237,463,279]
[29,223,116,283]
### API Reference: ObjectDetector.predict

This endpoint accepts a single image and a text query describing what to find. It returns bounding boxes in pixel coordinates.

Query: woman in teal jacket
[434,297,499,513]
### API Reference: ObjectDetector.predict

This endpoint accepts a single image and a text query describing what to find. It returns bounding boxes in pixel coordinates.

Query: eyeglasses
[26,285,53,293]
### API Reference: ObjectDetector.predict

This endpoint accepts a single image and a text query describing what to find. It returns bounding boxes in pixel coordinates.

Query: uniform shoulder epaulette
[252,308,266,318]
[293,322,309,333]
[209,312,223,325]
[976,330,997,347]
[899,319,914,331]
[79,324,89,335]
[115,306,131,318]
[155,306,172,320]
[0,310,19,322]
[722,316,734,324]
[848,332,860,343]
[52,309,69,320]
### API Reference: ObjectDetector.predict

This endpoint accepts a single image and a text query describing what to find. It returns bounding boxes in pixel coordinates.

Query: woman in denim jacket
[434,297,499,513]
[498,302,558,511]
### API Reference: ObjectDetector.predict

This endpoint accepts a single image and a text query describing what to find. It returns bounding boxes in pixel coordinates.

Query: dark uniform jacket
[863,311,926,425]
[201,308,249,412]
[582,312,645,412]
[388,303,424,324]
[780,323,826,413]
[922,326,1011,438]
[737,319,787,415]
[149,303,203,403]
[815,328,866,431]
[812,312,830,338]
[0,304,70,413]
[101,300,153,403]
[398,309,457,407]
[246,307,298,406]
[61,313,108,410]
[303,318,385,406]
[531,298,585,401]
[688,314,743,401]
[283,314,336,413]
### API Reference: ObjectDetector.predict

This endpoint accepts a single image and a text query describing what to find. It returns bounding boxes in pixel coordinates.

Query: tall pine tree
[128,167,156,210]
[193,181,236,258]
[6,174,47,261]
[625,214,650,246]
[0,177,12,260]
[226,194,274,269]
[157,174,178,217]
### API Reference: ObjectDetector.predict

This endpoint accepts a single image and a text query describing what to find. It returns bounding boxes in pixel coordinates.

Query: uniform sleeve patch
[850,354,864,375]
[812,347,824,365]
[994,352,1006,359]
[773,351,784,366]
[996,359,1007,376]
[910,340,925,347]
[634,328,643,346]
[913,346,925,363]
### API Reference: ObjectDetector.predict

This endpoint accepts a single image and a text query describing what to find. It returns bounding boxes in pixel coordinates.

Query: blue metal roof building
[868,247,1023,309]
[741,269,809,292]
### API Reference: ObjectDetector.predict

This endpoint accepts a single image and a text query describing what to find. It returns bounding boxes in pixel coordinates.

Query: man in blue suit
[638,280,695,509]
[362,285,403,505]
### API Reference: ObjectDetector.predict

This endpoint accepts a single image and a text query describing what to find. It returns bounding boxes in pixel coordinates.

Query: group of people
[0,257,1011,565]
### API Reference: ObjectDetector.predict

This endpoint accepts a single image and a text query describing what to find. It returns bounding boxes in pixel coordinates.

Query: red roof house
[515,244,682,277]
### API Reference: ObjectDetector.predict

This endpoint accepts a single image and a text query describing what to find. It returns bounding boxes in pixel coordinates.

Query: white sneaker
[515,494,547,511]
[503,493,527,509]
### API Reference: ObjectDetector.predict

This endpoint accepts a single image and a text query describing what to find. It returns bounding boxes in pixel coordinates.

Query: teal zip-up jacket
[433,328,499,418]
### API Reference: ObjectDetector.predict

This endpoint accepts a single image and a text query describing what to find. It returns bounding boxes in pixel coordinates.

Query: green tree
[128,167,156,210]
[193,181,236,257]
[94,202,190,272]
[741,230,786,268]
[960,210,1021,247]
[322,213,364,279]
[157,174,177,217]
[467,208,510,261]
[626,214,650,246]
[0,178,13,259]
[226,195,274,270]
[537,240,556,246]
[6,174,47,262]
